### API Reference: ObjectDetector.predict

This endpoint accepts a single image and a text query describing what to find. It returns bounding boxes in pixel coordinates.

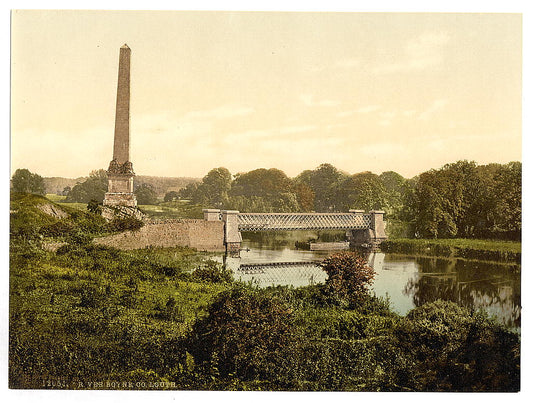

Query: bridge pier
[222,210,242,256]
[204,209,242,256]
[346,210,387,250]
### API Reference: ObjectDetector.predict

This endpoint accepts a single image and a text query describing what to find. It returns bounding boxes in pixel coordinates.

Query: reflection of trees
[404,257,521,328]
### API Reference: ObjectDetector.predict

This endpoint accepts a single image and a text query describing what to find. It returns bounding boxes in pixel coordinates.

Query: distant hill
[43,177,85,195]
[134,176,200,197]
[43,175,200,197]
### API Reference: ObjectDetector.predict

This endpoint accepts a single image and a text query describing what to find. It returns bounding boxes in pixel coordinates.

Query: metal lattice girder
[235,261,328,287]
[238,261,320,274]
[237,212,371,231]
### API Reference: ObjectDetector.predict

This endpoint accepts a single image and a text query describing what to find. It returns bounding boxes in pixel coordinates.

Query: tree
[319,252,376,307]
[491,162,521,239]
[11,169,45,195]
[65,170,108,203]
[410,160,520,239]
[196,167,233,207]
[294,163,347,212]
[229,168,300,212]
[413,168,457,238]
[337,171,388,212]
[178,182,199,200]
[177,168,232,208]
[292,183,315,212]
[163,191,180,202]
[134,183,158,205]
[379,171,412,219]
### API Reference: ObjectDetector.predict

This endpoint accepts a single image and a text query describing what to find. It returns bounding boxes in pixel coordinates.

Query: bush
[394,300,520,391]
[87,199,101,214]
[108,216,144,232]
[187,285,296,381]
[191,260,233,284]
[319,252,376,308]
[65,228,93,245]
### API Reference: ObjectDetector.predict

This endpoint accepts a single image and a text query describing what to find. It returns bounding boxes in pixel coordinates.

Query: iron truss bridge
[237,212,371,232]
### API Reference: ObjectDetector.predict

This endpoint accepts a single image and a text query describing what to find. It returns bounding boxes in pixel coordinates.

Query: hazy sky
[11,10,522,179]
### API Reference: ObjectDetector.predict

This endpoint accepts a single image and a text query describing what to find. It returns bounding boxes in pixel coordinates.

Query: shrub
[191,260,233,284]
[394,300,520,391]
[187,286,296,381]
[108,216,144,232]
[65,228,93,245]
[319,252,376,308]
[87,199,101,214]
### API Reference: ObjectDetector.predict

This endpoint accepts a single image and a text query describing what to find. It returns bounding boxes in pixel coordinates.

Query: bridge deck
[237,212,371,231]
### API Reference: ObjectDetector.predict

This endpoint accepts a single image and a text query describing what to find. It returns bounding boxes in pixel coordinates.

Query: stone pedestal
[103,191,137,207]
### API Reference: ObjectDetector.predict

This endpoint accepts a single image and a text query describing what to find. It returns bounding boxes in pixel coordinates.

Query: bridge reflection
[222,253,386,288]
[225,260,327,287]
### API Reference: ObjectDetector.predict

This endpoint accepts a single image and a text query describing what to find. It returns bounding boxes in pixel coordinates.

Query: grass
[9,240,229,388]
[380,238,521,264]
[45,194,67,202]
[388,238,521,253]
[56,201,88,212]
[46,194,89,212]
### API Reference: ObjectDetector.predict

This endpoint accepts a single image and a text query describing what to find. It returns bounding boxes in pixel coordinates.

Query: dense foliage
[176,160,520,240]
[11,168,46,195]
[65,169,108,203]
[25,157,521,241]
[135,183,158,205]
[319,252,376,307]
[394,300,520,391]
[413,161,521,239]
[9,194,520,391]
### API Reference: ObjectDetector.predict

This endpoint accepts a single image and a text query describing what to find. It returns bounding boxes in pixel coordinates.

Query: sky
[10,10,522,179]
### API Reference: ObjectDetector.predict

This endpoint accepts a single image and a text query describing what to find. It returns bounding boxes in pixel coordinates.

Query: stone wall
[94,219,224,251]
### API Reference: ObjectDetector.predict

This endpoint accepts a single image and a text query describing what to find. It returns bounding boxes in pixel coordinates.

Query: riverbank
[380,238,521,264]
[9,193,521,391]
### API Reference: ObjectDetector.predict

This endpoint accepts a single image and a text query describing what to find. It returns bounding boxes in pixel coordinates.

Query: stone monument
[103,44,137,208]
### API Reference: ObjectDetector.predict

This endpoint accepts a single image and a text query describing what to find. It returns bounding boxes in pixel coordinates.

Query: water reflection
[217,239,520,328]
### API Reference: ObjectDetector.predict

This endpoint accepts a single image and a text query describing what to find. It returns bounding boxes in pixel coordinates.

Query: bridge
[203,209,387,254]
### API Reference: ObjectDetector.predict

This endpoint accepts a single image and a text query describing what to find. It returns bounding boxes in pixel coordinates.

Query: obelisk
[103,44,137,207]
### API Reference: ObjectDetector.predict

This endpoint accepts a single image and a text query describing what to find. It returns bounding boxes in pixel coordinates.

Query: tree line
[177,161,521,240]
[11,159,521,240]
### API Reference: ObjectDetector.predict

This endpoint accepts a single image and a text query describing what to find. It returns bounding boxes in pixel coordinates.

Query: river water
[217,235,521,329]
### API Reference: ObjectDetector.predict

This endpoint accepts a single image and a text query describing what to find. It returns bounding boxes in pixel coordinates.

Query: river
[216,234,521,329]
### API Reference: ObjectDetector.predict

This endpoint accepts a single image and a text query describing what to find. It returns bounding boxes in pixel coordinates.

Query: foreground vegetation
[9,193,520,391]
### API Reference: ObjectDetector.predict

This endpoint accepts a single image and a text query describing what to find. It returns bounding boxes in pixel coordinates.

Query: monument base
[101,204,146,222]
[103,192,137,207]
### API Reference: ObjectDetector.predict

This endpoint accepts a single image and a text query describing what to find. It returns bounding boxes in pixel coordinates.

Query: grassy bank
[380,238,521,264]
[9,193,520,391]
[9,239,520,391]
